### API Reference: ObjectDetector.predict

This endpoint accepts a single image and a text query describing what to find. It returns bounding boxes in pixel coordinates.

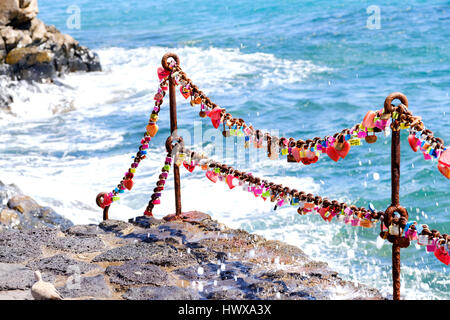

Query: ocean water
[0,0,449,299]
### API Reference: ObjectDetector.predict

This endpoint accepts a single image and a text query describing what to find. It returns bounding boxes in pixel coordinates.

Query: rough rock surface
[0,211,385,300]
[0,181,73,230]
[0,0,101,110]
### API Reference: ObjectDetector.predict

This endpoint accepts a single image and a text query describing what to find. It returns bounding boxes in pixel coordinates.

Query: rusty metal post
[384,92,409,300]
[391,126,401,300]
[163,53,182,217]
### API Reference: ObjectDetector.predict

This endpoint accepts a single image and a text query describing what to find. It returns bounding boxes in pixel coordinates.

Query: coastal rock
[64,224,106,237]
[92,242,198,267]
[0,181,21,206]
[0,211,386,300]
[0,208,20,228]
[47,235,105,254]
[1,187,73,229]
[0,0,101,109]
[0,263,53,290]
[58,274,111,299]
[106,260,170,286]
[123,286,200,300]
[26,254,101,276]
[0,0,38,27]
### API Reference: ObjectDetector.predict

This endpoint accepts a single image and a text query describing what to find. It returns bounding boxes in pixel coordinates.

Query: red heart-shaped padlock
[208,107,223,129]
[326,146,340,162]
[434,245,450,265]
[336,141,350,159]
[226,175,236,189]
[183,161,196,173]
[291,147,301,162]
[206,171,218,183]
[180,86,191,99]
[438,164,450,179]
[123,179,133,190]
[300,157,312,165]
[157,67,170,81]
[438,149,450,167]
[319,207,333,222]
[408,134,419,152]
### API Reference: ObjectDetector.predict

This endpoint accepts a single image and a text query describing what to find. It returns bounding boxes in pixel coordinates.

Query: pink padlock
[405,229,418,241]
[351,216,360,227]
[426,238,437,252]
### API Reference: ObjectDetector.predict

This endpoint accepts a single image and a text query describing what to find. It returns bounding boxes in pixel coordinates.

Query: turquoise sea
[0,0,448,299]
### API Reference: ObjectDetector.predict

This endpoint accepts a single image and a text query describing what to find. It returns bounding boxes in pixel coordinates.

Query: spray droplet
[347,249,355,259]
[373,172,380,181]
[376,236,385,249]
[197,267,204,276]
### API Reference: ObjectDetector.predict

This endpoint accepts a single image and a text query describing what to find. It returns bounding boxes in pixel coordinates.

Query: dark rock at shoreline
[0,181,73,230]
[0,212,386,300]
[0,0,102,110]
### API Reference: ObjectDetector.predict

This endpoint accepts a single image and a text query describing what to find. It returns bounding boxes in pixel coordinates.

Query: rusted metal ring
[383,205,409,229]
[384,92,408,114]
[161,52,180,71]
[165,135,184,154]
[96,192,107,208]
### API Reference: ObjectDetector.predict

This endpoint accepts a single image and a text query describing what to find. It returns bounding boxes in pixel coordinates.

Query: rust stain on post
[163,53,182,217]
[384,92,408,300]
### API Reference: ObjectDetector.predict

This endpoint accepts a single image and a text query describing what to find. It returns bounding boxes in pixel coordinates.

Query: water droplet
[221,264,226,271]
[276,292,281,299]
[373,172,380,181]
[187,248,191,254]
[213,280,217,286]
[198,282,203,292]
[197,266,204,276]
[347,249,355,259]
[376,236,385,249]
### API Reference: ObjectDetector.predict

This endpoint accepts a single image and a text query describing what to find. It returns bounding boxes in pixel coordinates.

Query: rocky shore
[0,181,384,300]
[0,0,101,112]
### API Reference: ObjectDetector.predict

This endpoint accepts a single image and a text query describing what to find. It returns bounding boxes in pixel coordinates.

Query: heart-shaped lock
[408,134,419,152]
[336,141,350,159]
[434,240,450,265]
[123,179,134,190]
[319,207,333,222]
[97,193,112,209]
[206,170,218,183]
[157,67,170,81]
[291,147,301,162]
[438,163,450,179]
[180,87,191,99]
[208,107,223,129]
[438,148,450,167]
[183,161,196,173]
[226,175,236,189]
[326,145,340,162]
[146,123,159,137]
[362,111,377,129]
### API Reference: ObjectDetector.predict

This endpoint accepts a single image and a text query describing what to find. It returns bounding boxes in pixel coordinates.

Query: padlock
[417,234,429,246]
[434,239,450,265]
[389,224,401,236]
[365,132,377,144]
[426,238,437,252]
